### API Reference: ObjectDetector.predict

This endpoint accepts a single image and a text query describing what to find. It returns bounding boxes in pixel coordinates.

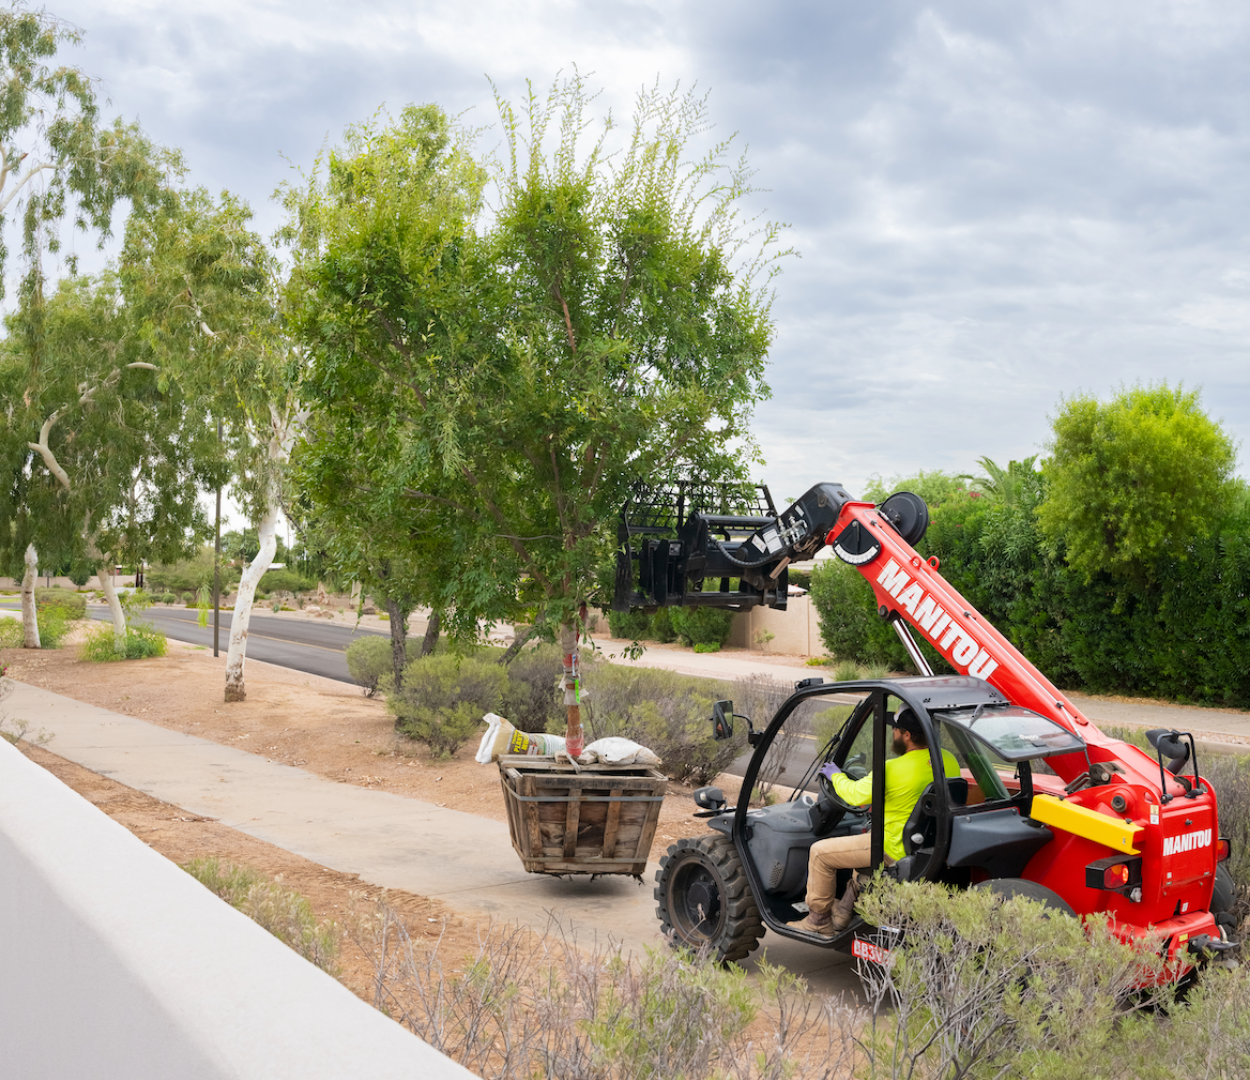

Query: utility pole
[214,419,222,658]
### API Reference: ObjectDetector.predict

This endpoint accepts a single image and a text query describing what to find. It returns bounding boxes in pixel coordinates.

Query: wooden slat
[563,786,581,858]
[601,788,623,858]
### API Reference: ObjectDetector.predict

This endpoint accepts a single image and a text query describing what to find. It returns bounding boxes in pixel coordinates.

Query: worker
[789,706,959,935]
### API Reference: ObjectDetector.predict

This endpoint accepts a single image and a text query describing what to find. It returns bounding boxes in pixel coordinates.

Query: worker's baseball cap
[889,707,922,737]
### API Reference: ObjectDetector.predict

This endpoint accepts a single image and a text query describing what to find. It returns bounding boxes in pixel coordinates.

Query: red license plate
[852,938,892,965]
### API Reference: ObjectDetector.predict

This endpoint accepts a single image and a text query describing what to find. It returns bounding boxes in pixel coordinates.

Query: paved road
[3,603,384,684]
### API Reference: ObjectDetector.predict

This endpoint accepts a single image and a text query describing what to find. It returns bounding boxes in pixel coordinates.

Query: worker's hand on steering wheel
[818,760,843,781]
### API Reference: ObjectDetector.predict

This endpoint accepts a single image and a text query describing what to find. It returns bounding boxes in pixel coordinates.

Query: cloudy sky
[41,0,1250,503]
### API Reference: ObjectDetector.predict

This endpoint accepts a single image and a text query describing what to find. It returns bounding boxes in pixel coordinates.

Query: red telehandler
[613,482,1236,979]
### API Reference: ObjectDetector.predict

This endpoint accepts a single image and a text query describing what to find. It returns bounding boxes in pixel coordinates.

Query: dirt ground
[1,627,735,1006]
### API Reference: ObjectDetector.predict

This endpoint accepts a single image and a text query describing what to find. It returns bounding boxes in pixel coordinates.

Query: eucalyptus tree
[121,187,301,701]
[4,270,221,650]
[0,3,181,641]
[286,78,786,753]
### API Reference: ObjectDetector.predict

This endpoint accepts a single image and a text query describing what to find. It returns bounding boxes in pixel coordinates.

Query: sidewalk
[2,678,860,997]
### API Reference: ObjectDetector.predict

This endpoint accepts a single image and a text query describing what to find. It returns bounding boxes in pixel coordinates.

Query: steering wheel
[817,768,862,812]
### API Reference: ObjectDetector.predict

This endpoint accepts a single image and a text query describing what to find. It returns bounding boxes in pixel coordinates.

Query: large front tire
[655,835,765,964]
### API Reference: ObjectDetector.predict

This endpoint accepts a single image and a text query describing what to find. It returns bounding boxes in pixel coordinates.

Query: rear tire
[655,835,765,964]
[972,877,1077,917]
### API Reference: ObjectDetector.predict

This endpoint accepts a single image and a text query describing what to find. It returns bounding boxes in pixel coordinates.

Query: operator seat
[892,779,968,883]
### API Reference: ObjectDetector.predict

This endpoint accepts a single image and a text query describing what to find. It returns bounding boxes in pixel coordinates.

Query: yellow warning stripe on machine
[1031,793,1141,855]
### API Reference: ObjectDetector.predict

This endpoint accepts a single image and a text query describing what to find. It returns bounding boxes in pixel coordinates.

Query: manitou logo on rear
[1163,829,1212,856]
[852,938,892,966]
[875,559,1000,679]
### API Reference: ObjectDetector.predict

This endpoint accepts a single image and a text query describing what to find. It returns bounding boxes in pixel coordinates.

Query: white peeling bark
[21,545,40,649]
[223,402,307,703]
[97,559,127,654]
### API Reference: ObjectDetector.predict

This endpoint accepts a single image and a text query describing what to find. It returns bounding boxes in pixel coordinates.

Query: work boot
[829,874,860,932]
[787,909,834,937]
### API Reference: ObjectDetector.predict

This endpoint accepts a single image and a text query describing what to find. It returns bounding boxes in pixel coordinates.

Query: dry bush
[854,878,1170,1080]
[349,904,864,1080]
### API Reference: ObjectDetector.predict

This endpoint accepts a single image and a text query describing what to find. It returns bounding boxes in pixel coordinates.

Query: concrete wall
[0,738,478,1080]
[0,575,127,591]
[728,594,830,658]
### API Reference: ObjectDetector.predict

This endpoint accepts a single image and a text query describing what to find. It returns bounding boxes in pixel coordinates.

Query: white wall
[0,739,478,1080]
[729,594,831,658]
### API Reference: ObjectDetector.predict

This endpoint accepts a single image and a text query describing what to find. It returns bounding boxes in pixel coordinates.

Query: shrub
[36,608,71,648]
[183,857,339,974]
[80,622,167,661]
[693,642,720,653]
[352,906,862,1080]
[34,587,86,620]
[0,610,69,648]
[499,642,567,733]
[607,608,651,640]
[389,653,508,758]
[345,635,419,696]
[854,878,1167,1080]
[650,607,677,643]
[581,664,741,784]
[669,605,733,648]
[148,550,241,595]
[258,567,315,594]
[158,592,176,604]
[182,592,196,606]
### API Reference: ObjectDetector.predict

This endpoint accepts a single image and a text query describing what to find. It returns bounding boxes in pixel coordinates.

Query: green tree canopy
[1037,383,1238,580]
[285,80,785,632]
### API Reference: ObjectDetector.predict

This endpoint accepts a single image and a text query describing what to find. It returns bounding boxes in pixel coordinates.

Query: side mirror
[712,700,734,741]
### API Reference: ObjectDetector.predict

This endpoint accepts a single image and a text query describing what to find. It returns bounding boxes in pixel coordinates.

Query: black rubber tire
[655,835,765,964]
[1213,864,1236,918]
[971,877,1077,917]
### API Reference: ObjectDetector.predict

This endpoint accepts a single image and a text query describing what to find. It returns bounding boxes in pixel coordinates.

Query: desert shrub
[389,653,508,758]
[855,878,1167,1080]
[183,857,339,974]
[581,664,741,784]
[499,642,566,732]
[650,606,677,643]
[80,622,167,661]
[352,905,863,1080]
[259,567,315,594]
[182,592,196,605]
[34,587,86,620]
[812,705,853,749]
[669,605,733,648]
[36,608,71,648]
[607,608,651,640]
[693,642,720,653]
[345,634,420,696]
[148,549,241,595]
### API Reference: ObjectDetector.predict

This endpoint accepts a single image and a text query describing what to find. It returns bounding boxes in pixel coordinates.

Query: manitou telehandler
[612,482,1236,979]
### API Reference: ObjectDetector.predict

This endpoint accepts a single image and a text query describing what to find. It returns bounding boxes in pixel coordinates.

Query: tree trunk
[385,596,410,689]
[97,559,127,654]
[224,499,278,702]
[498,623,536,665]
[21,544,40,649]
[420,610,441,657]
[223,402,306,703]
[560,620,584,759]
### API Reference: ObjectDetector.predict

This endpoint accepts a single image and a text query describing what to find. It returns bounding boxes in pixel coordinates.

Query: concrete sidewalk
[2,679,860,996]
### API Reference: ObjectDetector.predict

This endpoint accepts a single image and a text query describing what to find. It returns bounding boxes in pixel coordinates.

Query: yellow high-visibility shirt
[831,748,961,862]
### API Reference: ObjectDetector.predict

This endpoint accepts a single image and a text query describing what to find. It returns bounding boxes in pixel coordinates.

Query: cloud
[42,0,1250,498]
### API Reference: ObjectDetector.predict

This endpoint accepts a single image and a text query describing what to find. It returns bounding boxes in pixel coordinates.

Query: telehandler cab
[614,482,1236,978]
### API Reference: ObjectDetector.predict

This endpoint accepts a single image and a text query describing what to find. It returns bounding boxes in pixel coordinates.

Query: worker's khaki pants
[805,833,872,915]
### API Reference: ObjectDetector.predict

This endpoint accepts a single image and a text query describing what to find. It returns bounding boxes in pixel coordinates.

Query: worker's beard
[892,731,907,756]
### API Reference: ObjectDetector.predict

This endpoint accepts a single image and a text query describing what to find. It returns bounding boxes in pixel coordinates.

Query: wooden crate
[497,755,667,876]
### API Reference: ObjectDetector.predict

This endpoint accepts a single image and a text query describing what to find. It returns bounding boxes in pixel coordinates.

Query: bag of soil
[475,712,568,763]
